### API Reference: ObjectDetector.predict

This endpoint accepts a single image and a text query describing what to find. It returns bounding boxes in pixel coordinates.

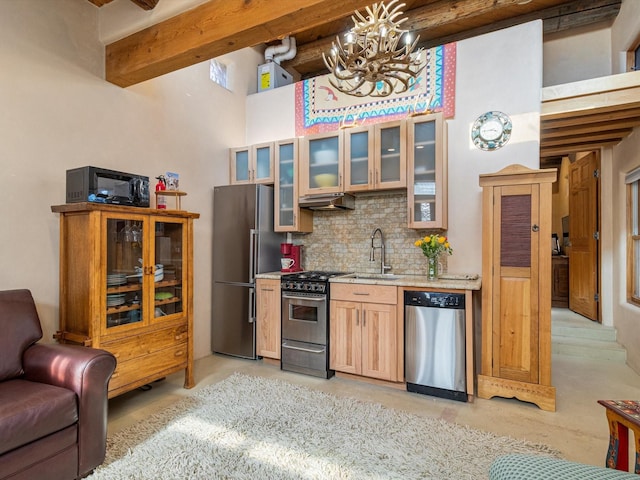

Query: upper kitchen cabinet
[344,121,407,192]
[406,113,447,230]
[229,141,274,185]
[274,138,313,233]
[300,131,344,195]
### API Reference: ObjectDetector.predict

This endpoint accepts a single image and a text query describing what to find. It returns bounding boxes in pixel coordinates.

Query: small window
[626,168,640,306]
[209,60,229,90]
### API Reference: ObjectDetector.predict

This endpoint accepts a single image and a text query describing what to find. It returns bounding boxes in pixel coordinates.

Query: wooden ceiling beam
[105,0,377,87]
[541,129,632,146]
[542,118,640,138]
[287,0,621,79]
[540,139,620,158]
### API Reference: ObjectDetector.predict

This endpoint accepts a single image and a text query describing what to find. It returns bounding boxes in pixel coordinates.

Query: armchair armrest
[22,344,116,477]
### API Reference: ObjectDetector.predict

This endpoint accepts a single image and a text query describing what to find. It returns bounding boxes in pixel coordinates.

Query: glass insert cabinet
[51,203,199,398]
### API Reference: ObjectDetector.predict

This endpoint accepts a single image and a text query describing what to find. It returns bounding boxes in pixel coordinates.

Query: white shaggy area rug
[88,373,559,479]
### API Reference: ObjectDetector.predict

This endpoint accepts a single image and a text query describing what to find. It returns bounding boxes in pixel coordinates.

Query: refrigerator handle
[249,228,258,282]
[248,286,256,323]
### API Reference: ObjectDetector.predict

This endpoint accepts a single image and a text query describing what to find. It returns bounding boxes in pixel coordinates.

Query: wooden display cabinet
[51,203,199,398]
[477,165,557,411]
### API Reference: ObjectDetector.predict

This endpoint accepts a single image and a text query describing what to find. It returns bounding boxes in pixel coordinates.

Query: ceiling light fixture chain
[323,0,426,98]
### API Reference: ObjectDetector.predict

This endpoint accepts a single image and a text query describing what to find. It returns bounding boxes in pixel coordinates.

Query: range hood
[298,193,355,210]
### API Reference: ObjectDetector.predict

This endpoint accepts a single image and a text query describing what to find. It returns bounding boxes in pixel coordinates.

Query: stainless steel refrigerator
[212,184,284,359]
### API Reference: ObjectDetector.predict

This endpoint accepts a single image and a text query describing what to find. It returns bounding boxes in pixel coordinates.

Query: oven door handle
[282,294,325,302]
[281,342,325,354]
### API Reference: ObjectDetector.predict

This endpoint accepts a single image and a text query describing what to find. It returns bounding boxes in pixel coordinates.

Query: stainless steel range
[280,271,348,378]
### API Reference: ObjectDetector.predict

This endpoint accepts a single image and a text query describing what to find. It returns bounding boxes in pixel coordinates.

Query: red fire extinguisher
[155,175,167,209]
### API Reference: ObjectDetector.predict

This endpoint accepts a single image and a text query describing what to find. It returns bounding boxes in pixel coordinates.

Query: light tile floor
[106,308,640,470]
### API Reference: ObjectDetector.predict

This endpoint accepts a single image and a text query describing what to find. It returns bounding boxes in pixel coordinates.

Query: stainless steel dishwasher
[404,291,467,402]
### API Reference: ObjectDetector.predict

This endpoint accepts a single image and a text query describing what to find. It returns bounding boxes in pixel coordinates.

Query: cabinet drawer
[102,323,188,363]
[109,342,188,393]
[331,284,397,304]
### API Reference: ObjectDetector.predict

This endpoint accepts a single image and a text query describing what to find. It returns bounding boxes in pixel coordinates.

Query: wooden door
[256,279,281,359]
[329,300,361,374]
[568,152,599,321]
[491,184,540,384]
[360,303,396,381]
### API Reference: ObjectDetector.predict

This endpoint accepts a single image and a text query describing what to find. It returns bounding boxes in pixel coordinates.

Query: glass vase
[427,255,438,280]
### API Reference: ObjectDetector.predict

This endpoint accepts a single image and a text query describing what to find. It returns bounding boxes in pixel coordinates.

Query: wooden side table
[598,400,640,473]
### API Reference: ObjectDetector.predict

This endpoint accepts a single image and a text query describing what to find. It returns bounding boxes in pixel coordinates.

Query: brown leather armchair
[0,289,116,480]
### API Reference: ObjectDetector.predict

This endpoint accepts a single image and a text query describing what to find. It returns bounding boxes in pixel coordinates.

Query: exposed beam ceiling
[102,0,621,88]
[92,0,636,160]
[540,72,640,160]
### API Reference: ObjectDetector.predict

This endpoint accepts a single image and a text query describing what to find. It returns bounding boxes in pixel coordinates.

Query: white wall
[0,0,262,360]
[245,21,544,276]
[611,0,640,73]
[543,24,612,86]
[611,130,640,371]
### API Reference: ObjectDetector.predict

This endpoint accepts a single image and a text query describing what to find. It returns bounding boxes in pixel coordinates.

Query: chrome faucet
[370,227,391,274]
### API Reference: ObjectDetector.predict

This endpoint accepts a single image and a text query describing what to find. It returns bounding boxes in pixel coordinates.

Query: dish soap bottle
[155,175,167,209]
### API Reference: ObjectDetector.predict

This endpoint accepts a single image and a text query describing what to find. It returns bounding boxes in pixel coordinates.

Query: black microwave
[66,166,150,207]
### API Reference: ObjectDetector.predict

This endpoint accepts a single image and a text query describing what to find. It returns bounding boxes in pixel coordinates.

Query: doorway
[549,151,600,322]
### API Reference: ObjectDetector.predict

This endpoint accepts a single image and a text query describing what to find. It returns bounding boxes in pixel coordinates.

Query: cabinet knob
[531,224,539,232]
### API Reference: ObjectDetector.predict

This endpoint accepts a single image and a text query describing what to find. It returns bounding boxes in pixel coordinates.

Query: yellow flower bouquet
[414,234,453,258]
[414,234,452,279]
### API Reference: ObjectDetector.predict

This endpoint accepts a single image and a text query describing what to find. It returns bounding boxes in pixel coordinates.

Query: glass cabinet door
[252,142,274,184]
[407,113,446,229]
[300,131,343,195]
[152,219,186,320]
[376,121,406,189]
[275,139,296,230]
[105,216,146,330]
[344,127,372,191]
[230,147,251,184]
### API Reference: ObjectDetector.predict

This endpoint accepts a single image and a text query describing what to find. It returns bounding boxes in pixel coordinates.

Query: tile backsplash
[292,191,447,275]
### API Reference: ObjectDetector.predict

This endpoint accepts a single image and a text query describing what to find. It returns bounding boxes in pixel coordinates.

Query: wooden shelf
[155,190,187,210]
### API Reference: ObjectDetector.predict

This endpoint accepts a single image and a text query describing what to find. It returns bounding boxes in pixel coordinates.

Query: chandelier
[323,1,426,98]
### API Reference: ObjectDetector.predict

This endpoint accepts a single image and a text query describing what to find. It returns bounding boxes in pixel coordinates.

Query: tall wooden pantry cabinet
[477,165,557,411]
[51,203,199,398]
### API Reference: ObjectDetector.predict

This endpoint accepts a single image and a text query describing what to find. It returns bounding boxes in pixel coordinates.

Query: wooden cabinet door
[230,146,252,184]
[330,300,361,374]
[274,138,313,233]
[256,279,281,359]
[407,113,446,229]
[344,126,373,192]
[361,302,397,381]
[375,121,406,190]
[490,183,540,384]
[252,141,275,184]
[300,131,344,195]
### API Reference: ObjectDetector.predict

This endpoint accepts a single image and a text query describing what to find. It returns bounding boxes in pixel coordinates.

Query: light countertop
[256,272,481,290]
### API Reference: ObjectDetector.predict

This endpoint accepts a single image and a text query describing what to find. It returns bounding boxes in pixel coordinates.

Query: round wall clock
[471,111,512,151]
